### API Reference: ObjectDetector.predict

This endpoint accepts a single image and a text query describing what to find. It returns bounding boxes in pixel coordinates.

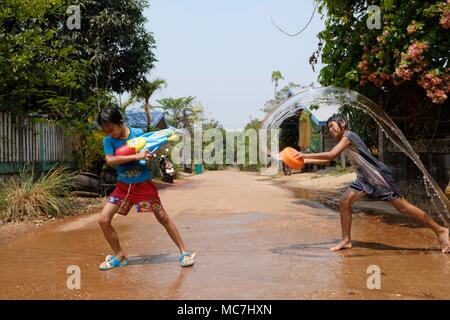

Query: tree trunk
[144,98,152,130]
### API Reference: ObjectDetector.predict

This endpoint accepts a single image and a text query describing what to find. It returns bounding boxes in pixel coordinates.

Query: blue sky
[142,0,325,129]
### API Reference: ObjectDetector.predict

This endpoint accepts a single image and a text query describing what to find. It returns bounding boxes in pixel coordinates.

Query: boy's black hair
[97,107,124,127]
[327,114,351,131]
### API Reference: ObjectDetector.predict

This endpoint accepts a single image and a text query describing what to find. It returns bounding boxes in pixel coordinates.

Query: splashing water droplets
[261,87,450,226]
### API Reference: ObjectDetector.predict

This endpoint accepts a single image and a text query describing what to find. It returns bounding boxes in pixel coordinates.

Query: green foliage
[202,119,227,171]
[261,82,305,113]
[157,96,204,131]
[71,127,106,173]
[69,0,156,94]
[156,97,226,172]
[316,0,450,139]
[131,79,167,103]
[0,0,90,115]
[0,0,156,120]
[238,118,263,172]
[0,0,157,173]
[131,78,167,129]
[271,70,285,98]
[271,70,284,83]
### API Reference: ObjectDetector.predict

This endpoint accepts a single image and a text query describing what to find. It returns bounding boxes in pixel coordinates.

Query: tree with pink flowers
[316,0,449,138]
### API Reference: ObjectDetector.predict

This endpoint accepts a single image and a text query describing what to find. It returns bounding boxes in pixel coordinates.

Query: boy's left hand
[135,150,152,161]
[144,150,152,161]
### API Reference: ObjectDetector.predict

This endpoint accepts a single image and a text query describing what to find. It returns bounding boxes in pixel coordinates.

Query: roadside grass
[310,167,353,179]
[0,165,74,223]
[329,167,354,176]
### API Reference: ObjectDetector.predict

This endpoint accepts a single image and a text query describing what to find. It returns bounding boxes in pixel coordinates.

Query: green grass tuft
[0,164,74,223]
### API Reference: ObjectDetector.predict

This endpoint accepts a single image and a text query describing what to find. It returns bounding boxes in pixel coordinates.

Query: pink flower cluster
[394,40,429,81]
[376,30,390,44]
[439,1,450,29]
[395,61,414,80]
[407,40,429,63]
[407,22,417,34]
[357,41,449,104]
[440,11,450,28]
[418,70,450,104]
[357,55,390,87]
[358,58,370,86]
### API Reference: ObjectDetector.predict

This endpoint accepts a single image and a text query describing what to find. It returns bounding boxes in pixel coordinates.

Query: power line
[271,3,318,37]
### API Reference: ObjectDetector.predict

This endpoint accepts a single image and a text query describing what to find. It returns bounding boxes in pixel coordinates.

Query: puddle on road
[1,172,450,299]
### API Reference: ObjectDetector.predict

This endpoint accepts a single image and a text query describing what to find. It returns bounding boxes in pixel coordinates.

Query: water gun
[115,128,178,165]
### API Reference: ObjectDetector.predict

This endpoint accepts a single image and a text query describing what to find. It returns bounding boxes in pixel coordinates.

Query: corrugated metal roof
[125,105,147,128]
[149,111,165,127]
[125,105,167,128]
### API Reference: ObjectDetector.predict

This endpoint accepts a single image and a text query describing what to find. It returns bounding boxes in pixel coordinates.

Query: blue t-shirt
[103,127,151,184]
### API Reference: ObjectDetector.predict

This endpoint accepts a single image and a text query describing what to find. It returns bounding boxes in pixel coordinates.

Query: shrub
[0,165,74,222]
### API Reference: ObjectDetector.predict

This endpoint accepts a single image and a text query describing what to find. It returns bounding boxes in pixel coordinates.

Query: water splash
[260,86,450,227]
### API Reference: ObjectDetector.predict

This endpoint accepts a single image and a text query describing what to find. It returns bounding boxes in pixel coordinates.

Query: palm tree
[271,71,284,99]
[131,78,167,128]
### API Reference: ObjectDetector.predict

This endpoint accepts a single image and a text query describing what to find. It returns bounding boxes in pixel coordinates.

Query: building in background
[125,105,169,131]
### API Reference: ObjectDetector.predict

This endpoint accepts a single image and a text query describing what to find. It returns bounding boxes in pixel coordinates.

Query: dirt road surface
[1,169,449,299]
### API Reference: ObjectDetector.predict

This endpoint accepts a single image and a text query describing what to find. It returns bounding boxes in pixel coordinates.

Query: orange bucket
[280,147,304,169]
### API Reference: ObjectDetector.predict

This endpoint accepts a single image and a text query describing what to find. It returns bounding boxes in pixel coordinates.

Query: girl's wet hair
[97,107,123,127]
[327,114,351,131]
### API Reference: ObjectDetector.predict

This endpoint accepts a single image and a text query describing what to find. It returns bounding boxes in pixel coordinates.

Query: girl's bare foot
[330,240,352,251]
[438,228,450,253]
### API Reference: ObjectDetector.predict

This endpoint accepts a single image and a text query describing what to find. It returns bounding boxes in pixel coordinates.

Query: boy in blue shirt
[97,107,196,270]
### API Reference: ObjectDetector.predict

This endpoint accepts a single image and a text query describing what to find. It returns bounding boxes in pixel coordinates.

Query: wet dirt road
[1,169,449,299]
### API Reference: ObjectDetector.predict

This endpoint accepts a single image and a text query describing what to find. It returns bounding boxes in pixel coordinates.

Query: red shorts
[107,180,167,219]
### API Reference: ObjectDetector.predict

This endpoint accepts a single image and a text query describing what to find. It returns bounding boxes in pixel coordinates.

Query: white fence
[0,112,74,172]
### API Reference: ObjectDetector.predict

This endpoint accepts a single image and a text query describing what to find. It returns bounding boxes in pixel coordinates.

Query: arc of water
[260,86,450,227]
[351,92,450,226]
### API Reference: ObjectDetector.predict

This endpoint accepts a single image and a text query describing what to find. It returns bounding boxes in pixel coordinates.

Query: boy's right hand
[134,150,152,161]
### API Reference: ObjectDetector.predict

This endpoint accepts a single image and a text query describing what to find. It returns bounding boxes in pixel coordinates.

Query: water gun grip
[138,137,170,165]
[114,129,176,165]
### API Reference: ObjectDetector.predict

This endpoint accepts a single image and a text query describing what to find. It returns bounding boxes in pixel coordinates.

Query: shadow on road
[350,240,435,252]
[270,240,438,259]
[127,254,178,265]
